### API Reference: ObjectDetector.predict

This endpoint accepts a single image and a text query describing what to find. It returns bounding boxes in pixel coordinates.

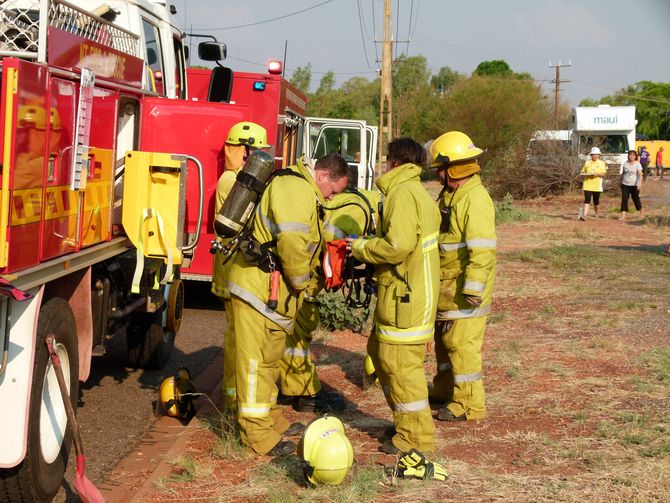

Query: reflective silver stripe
[454,372,482,383]
[228,282,294,331]
[440,242,466,252]
[224,387,236,396]
[277,221,311,233]
[353,239,366,253]
[438,362,452,371]
[284,347,310,358]
[287,273,311,287]
[247,359,258,406]
[377,324,434,340]
[422,232,438,251]
[466,238,497,248]
[239,405,270,416]
[394,398,430,413]
[259,212,279,235]
[259,212,311,235]
[437,304,491,320]
[324,223,346,239]
[463,280,485,294]
[422,248,433,324]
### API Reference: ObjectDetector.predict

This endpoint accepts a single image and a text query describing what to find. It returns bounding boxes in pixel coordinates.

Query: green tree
[431,66,462,94]
[474,60,513,77]
[290,63,312,93]
[474,60,532,80]
[316,71,336,95]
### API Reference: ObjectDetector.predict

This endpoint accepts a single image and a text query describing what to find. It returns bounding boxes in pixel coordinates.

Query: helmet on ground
[159,367,197,420]
[590,147,602,155]
[226,121,270,148]
[363,354,378,385]
[297,415,354,485]
[430,131,484,167]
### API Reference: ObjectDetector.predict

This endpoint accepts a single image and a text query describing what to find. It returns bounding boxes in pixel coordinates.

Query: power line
[395,0,400,59]
[371,0,379,63]
[406,0,414,54]
[190,0,335,31]
[409,0,421,40]
[356,0,372,69]
[227,55,376,76]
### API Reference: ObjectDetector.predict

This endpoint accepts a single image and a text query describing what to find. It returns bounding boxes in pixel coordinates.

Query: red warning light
[268,60,282,75]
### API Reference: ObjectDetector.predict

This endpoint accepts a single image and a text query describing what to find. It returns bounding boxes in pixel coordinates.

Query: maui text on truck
[572,105,637,172]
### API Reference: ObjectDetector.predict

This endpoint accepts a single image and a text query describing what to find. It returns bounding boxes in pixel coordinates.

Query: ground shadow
[606,243,669,255]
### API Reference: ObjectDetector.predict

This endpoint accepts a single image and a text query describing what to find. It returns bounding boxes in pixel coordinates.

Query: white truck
[572,105,637,170]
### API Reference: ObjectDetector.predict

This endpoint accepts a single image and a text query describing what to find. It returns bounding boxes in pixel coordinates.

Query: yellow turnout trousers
[222,299,236,409]
[278,299,321,397]
[367,334,435,453]
[432,317,487,420]
[230,296,291,454]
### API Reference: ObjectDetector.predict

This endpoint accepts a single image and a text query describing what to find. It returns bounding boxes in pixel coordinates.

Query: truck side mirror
[208,66,233,102]
[198,41,227,61]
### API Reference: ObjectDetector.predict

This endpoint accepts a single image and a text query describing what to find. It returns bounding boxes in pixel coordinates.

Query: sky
[179,0,670,106]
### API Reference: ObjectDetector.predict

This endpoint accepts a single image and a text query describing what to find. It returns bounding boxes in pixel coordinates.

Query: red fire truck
[0,1,377,500]
[182,67,378,280]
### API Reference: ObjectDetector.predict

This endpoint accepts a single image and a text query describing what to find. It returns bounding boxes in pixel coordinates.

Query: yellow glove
[395,449,448,482]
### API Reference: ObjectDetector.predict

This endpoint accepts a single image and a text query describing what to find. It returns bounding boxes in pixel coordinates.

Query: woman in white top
[619,149,643,220]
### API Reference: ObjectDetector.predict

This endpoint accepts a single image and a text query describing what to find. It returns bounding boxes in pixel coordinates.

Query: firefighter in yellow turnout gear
[429,131,496,422]
[211,122,270,409]
[227,154,349,456]
[278,189,379,412]
[349,138,440,455]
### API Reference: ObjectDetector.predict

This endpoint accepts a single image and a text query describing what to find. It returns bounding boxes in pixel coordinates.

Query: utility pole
[377,0,393,176]
[549,59,571,128]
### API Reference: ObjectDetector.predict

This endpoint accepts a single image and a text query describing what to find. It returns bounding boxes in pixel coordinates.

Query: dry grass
[148,190,670,502]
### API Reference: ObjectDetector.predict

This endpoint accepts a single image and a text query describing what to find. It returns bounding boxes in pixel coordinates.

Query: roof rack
[0,0,139,62]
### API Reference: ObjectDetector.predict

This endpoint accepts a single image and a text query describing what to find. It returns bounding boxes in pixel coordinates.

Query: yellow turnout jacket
[437,174,496,319]
[227,159,324,331]
[352,164,440,344]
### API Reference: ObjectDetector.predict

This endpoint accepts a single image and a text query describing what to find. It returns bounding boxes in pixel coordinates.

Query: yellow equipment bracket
[122,151,187,292]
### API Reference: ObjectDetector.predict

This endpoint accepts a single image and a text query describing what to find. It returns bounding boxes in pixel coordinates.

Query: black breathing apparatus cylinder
[214,150,275,238]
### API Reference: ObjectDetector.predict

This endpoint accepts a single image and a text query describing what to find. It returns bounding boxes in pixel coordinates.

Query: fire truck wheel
[0,298,78,503]
[127,308,175,370]
[166,279,184,334]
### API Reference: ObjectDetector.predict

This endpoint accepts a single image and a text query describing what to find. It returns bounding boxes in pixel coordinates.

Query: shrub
[495,193,532,224]
[317,291,371,333]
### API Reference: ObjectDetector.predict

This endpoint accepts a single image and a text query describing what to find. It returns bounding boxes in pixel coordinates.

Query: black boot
[292,390,346,413]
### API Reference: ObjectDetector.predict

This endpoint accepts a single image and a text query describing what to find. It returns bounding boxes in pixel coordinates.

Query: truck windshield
[579,135,628,155]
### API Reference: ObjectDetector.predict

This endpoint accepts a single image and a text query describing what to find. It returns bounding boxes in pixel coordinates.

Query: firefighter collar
[375,162,422,195]
[442,174,482,206]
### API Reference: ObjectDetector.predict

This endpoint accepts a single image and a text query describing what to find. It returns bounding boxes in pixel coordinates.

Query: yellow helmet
[18,105,62,131]
[159,367,197,420]
[226,121,270,148]
[363,354,378,385]
[429,131,483,167]
[297,415,354,486]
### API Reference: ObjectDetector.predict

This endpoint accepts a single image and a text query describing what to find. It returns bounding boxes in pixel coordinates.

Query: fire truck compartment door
[304,118,373,190]
[122,151,187,269]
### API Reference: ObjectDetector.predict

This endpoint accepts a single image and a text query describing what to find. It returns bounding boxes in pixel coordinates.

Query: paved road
[56,281,224,502]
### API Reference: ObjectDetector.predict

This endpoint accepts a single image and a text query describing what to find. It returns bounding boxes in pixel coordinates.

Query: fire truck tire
[127,308,175,370]
[0,298,78,503]
[166,279,184,334]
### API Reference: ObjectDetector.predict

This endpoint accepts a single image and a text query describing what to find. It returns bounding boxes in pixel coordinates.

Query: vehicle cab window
[141,18,165,95]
